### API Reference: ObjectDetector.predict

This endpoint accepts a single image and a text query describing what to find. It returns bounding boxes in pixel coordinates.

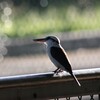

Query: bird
[33,36,81,86]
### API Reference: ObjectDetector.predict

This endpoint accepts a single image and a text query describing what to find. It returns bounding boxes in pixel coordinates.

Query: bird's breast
[46,46,63,69]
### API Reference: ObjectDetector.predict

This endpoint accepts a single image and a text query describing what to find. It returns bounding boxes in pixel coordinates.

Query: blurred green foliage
[0,0,100,37]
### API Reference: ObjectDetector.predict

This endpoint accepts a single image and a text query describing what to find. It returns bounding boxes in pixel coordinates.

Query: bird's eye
[46,37,50,40]
[52,39,59,44]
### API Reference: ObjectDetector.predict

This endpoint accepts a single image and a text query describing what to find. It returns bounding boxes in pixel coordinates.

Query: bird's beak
[33,38,46,43]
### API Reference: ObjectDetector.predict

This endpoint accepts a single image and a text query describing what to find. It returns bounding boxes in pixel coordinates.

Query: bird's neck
[46,43,61,49]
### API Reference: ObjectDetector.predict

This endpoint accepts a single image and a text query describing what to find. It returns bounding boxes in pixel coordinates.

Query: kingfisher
[33,36,81,86]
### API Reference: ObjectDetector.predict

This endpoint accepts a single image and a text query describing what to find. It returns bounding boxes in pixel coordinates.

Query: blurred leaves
[0,0,100,37]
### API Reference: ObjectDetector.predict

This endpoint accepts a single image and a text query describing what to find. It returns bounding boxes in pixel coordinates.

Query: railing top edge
[0,68,99,81]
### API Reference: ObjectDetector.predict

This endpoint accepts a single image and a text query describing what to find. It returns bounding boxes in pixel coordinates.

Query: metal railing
[0,68,100,100]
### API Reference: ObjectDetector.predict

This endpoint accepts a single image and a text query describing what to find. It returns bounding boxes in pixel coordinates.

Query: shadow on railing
[0,68,100,100]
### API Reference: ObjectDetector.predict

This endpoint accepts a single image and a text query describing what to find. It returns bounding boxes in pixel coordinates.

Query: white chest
[46,44,63,69]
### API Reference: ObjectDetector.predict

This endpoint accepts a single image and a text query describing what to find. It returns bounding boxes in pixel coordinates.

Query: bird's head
[33,36,60,45]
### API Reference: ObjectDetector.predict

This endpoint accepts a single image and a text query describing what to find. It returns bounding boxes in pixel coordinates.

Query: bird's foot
[53,68,59,73]
[53,68,63,75]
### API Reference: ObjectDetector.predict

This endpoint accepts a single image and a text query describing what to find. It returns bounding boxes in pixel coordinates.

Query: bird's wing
[50,46,72,73]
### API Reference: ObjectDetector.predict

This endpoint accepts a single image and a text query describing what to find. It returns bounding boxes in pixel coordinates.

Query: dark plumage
[50,47,72,73]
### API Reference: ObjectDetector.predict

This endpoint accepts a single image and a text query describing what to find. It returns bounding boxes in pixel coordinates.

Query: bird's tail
[71,73,81,87]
